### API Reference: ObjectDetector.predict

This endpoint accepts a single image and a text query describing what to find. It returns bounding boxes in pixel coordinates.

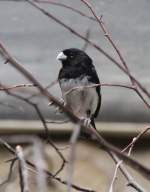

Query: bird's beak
[56,52,67,61]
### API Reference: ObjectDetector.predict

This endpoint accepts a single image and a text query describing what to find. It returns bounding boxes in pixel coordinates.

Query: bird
[56,48,101,131]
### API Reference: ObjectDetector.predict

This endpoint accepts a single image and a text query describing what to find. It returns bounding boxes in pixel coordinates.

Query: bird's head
[56,48,92,67]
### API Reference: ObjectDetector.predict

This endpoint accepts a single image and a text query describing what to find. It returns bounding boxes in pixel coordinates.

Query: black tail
[91,116,96,129]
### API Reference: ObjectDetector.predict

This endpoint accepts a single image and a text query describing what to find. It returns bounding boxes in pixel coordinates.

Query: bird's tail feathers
[90,117,96,129]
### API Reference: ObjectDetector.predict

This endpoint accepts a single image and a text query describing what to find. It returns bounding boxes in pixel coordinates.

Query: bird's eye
[69,53,74,59]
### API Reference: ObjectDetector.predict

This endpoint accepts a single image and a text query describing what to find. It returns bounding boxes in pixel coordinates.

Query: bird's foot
[80,117,91,127]
[57,98,66,113]
[48,98,66,113]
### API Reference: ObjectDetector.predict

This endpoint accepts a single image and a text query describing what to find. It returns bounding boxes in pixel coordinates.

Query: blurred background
[0,0,149,122]
[0,1,150,192]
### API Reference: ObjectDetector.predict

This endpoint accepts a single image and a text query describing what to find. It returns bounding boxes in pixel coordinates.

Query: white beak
[56,52,67,61]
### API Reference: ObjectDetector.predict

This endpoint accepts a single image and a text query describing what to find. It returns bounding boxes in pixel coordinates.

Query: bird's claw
[80,117,91,127]
[57,98,66,113]
[48,98,66,113]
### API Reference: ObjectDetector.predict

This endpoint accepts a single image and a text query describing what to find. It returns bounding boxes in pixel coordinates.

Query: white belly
[60,77,98,118]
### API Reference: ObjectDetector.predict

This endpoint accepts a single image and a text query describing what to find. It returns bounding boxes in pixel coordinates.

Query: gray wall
[0,0,150,121]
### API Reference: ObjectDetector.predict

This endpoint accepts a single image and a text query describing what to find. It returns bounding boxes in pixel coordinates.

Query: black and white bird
[57,48,101,129]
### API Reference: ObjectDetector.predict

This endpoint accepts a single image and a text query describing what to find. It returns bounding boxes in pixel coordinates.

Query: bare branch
[0,158,17,186]
[67,125,81,192]
[122,126,150,153]
[82,28,91,51]
[64,83,150,109]
[46,119,70,124]
[28,79,58,100]
[34,0,96,22]
[108,127,150,192]
[33,138,47,192]
[0,84,35,91]
[108,128,148,192]
[109,152,146,192]
[16,145,29,192]
[109,160,122,192]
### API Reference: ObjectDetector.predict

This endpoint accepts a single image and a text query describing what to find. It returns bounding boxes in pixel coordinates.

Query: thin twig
[34,0,97,22]
[122,126,150,153]
[28,79,58,100]
[0,84,35,91]
[64,83,150,109]
[46,119,70,124]
[82,28,90,51]
[109,160,122,192]
[109,137,146,192]
[109,152,146,192]
[0,158,17,186]
[108,126,150,192]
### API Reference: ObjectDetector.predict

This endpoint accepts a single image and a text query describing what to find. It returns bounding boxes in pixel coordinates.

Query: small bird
[57,48,101,130]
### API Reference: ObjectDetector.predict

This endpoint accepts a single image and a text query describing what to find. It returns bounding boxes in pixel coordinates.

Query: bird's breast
[59,76,90,92]
[59,76,98,117]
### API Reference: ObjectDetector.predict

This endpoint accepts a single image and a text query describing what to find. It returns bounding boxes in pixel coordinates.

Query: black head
[56,48,92,67]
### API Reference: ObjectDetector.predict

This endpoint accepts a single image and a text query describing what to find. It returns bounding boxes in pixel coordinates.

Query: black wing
[87,65,101,118]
